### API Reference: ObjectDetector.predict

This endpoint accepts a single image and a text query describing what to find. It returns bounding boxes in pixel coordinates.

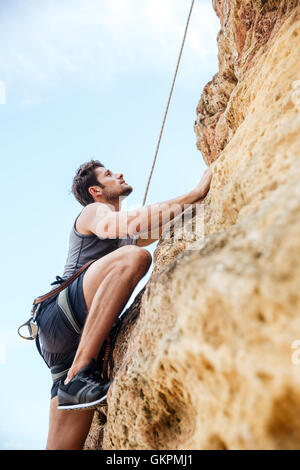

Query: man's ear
[88,186,103,198]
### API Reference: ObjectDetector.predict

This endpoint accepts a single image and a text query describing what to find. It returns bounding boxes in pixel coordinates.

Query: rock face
[85,0,300,450]
[194,0,300,165]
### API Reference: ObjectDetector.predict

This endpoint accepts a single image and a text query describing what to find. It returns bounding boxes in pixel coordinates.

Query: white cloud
[0,0,219,98]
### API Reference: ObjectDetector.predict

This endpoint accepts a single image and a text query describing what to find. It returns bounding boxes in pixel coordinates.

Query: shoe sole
[57,394,108,411]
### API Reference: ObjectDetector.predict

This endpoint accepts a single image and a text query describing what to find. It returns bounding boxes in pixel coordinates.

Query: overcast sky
[0,0,219,449]
[0,0,218,102]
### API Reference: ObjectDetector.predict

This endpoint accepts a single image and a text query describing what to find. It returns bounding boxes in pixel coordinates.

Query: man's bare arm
[83,163,215,239]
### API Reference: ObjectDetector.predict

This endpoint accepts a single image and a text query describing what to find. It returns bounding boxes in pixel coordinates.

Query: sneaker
[57,358,113,410]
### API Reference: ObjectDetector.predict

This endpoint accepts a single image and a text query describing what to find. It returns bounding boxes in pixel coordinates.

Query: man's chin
[121,185,133,196]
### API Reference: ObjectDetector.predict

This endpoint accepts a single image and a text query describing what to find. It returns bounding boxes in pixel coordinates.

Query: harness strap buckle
[32,303,41,323]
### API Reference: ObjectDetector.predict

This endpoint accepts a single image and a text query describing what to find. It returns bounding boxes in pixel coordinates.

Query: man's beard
[104,184,133,202]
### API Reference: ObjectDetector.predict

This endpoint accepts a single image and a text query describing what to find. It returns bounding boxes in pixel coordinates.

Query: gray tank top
[62,211,135,279]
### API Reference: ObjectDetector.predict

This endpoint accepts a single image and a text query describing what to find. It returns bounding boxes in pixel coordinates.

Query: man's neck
[108,199,120,212]
[96,196,126,211]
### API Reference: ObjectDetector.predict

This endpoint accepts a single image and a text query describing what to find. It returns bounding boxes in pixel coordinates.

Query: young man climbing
[37,159,215,449]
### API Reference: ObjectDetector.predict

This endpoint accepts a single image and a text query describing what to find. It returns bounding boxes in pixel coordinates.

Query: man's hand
[191,161,217,201]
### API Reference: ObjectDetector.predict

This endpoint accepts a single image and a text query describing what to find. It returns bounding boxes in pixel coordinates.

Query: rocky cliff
[85,0,300,450]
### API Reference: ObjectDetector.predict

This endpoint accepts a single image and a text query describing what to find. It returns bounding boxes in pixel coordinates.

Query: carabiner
[17,318,39,340]
[17,303,41,340]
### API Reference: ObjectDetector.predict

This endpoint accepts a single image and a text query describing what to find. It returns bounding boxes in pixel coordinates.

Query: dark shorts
[36,270,89,399]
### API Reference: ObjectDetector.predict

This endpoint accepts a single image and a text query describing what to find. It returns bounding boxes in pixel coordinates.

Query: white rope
[142,0,195,207]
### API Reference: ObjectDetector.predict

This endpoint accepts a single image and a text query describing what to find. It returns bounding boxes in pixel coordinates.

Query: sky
[0,0,219,449]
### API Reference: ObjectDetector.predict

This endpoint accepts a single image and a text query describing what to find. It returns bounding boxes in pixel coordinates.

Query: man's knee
[119,245,152,272]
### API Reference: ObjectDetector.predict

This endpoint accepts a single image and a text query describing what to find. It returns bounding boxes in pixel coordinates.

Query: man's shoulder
[78,203,115,234]
[82,202,112,217]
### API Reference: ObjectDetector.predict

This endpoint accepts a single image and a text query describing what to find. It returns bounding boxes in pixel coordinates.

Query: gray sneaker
[57,358,113,410]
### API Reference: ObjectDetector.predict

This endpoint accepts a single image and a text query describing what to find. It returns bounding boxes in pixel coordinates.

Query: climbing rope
[141,0,195,207]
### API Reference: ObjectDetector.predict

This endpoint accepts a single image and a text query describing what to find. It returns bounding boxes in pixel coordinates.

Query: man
[37,159,214,449]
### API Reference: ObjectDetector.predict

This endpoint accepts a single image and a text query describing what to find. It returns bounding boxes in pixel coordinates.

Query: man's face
[93,166,133,201]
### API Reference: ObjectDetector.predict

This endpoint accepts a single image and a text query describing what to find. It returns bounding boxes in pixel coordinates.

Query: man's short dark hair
[72,160,105,206]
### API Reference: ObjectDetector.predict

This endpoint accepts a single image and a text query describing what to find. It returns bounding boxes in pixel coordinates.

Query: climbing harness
[17,256,125,383]
[17,259,96,341]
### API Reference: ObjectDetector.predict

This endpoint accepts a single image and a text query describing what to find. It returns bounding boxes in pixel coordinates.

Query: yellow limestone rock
[85,1,300,450]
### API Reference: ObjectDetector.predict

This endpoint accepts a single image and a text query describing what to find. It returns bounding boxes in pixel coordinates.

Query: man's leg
[66,244,152,381]
[46,244,152,449]
[46,397,94,450]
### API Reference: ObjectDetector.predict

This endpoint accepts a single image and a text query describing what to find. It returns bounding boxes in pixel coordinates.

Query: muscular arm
[83,191,207,244]
[81,164,215,241]
[81,191,197,239]
[134,198,201,247]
